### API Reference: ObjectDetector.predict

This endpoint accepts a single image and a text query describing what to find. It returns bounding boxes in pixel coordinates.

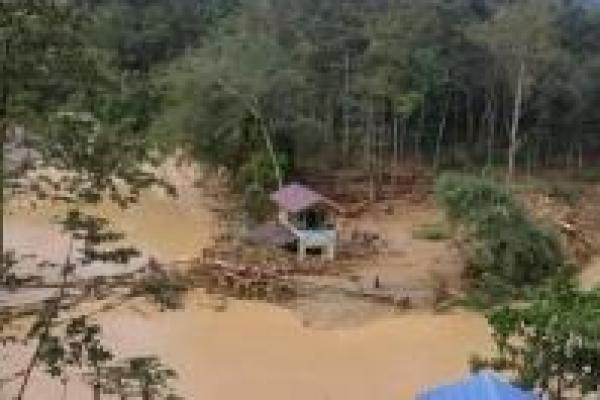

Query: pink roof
[270,183,329,213]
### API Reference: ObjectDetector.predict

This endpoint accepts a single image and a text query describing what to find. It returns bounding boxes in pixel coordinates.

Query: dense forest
[3,0,600,197]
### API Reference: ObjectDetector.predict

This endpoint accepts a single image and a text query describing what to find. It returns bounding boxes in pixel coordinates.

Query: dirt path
[342,200,463,296]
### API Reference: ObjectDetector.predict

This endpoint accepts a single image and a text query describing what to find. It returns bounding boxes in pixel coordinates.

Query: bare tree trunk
[400,116,406,165]
[452,96,459,165]
[486,91,496,169]
[217,79,282,188]
[16,350,39,400]
[259,119,282,189]
[61,377,68,400]
[343,52,350,165]
[416,96,425,165]
[1,33,10,146]
[117,379,127,400]
[566,142,573,171]
[93,382,101,400]
[368,100,375,202]
[16,240,74,400]
[433,99,449,172]
[578,141,583,170]
[393,115,398,185]
[526,142,532,181]
[466,92,474,145]
[142,385,151,400]
[507,62,525,184]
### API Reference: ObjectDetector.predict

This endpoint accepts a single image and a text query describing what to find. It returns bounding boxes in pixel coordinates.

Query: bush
[573,167,600,183]
[479,283,600,398]
[436,173,568,304]
[413,223,450,241]
[546,182,582,205]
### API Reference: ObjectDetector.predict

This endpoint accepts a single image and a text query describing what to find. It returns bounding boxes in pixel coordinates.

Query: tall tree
[468,0,559,182]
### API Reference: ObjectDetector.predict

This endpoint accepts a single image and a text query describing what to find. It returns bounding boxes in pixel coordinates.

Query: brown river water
[2,165,492,400]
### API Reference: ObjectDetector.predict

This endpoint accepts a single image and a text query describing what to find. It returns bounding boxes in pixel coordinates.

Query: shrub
[436,173,568,304]
[544,181,582,205]
[479,283,600,398]
[413,222,450,241]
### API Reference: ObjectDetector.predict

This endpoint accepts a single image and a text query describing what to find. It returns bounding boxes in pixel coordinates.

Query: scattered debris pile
[522,184,600,264]
[300,166,433,204]
[191,246,341,302]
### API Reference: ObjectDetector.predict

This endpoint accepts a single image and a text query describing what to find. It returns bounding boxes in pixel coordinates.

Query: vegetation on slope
[474,282,600,399]
[435,173,570,305]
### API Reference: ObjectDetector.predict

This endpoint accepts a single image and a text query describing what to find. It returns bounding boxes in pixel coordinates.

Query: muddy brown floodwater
[3,297,492,400]
[2,164,493,400]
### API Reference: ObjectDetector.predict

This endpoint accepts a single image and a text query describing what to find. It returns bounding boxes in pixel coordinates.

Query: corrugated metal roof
[270,183,328,213]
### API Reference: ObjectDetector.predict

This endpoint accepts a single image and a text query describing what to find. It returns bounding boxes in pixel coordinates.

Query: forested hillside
[2,2,600,399]
[151,0,600,188]
[4,0,600,193]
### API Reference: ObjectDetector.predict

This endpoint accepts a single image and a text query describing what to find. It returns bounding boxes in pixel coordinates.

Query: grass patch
[413,222,450,241]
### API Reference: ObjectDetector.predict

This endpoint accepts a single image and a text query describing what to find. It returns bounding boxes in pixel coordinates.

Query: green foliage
[122,356,181,400]
[545,182,582,206]
[61,210,141,264]
[0,1,97,126]
[145,0,600,189]
[234,151,290,220]
[436,173,567,304]
[413,222,450,241]
[436,173,520,225]
[138,274,188,311]
[83,0,238,71]
[29,315,113,378]
[573,167,600,183]
[234,151,290,191]
[481,282,600,398]
[85,356,182,399]
[1,250,18,288]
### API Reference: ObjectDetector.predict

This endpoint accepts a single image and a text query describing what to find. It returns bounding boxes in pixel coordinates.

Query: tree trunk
[433,99,449,172]
[393,115,398,185]
[507,62,525,184]
[16,240,75,400]
[117,379,127,400]
[368,100,375,202]
[416,96,425,165]
[578,141,583,170]
[343,51,350,165]
[1,32,10,145]
[216,79,282,188]
[400,116,406,165]
[466,92,474,145]
[16,348,40,400]
[93,382,101,400]
[486,91,496,169]
[259,119,282,189]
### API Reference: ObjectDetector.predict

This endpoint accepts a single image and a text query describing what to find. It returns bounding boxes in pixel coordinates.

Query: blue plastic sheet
[417,371,535,400]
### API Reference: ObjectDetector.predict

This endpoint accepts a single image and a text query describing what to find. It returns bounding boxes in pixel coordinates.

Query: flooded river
[2,296,492,400]
[2,165,493,400]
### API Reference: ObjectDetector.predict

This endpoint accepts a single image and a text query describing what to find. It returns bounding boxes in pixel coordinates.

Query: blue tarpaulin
[417,371,535,400]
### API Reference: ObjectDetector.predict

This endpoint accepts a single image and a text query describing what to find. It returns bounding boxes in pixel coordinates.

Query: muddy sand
[3,163,494,400]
